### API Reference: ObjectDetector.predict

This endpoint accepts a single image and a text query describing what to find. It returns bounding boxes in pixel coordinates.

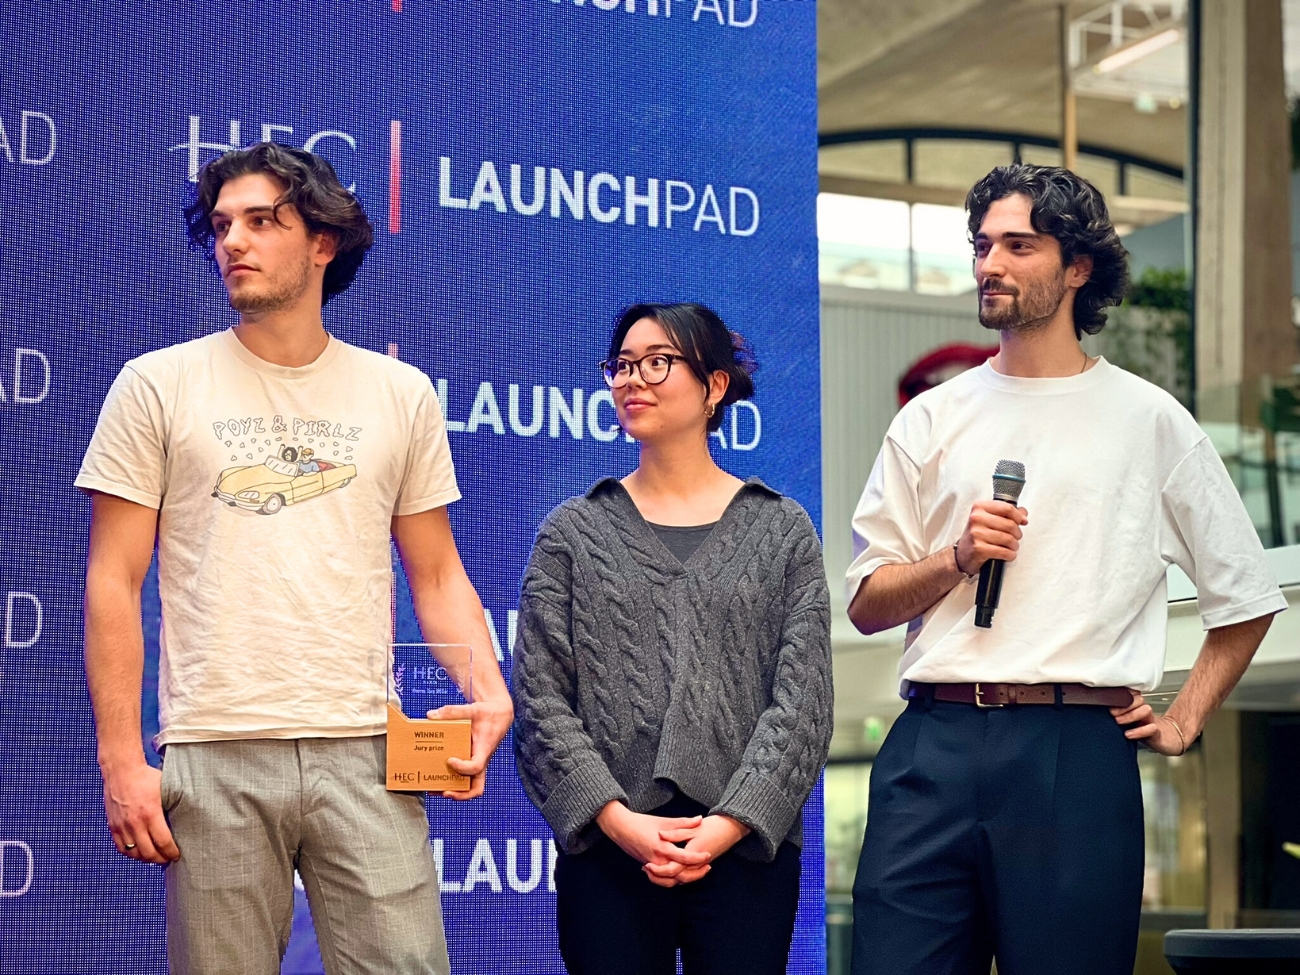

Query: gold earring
[705,403,716,419]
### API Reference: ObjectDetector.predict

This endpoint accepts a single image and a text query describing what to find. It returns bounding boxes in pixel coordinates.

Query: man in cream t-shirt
[846,165,1286,975]
[78,142,513,975]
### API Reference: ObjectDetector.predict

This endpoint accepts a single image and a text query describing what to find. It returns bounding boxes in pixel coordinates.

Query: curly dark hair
[966,164,1129,337]
[607,302,758,433]
[183,142,374,305]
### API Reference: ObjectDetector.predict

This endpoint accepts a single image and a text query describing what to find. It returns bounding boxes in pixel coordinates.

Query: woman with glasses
[512,302,833,975]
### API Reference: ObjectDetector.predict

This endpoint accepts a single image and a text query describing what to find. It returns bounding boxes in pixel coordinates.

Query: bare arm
[391,506,514,800]
[84,492,178,864]
[848,500,1028,634]
[849,549,964,634]
[1114,613,1275,754]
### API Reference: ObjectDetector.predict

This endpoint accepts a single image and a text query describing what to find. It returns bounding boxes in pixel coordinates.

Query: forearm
[411,572,509,706]
[392,507,511,708]
[848,547,964,634]
[1166,614,1274,741]
[84,573,148,771]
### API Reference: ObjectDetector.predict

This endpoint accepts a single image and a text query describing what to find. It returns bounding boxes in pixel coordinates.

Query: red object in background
[898,343,1000,406]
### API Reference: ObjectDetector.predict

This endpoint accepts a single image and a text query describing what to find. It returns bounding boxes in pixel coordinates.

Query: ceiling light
[1096,29,1181,74]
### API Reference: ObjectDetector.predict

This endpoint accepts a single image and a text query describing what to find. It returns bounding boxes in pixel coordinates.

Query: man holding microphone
[847,164,1286,975]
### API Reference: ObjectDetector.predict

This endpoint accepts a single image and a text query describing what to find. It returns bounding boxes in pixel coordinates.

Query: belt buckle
[974,683,1005,708]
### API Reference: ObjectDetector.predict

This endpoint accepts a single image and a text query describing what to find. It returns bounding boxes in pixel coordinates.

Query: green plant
[1127,266,1191,313]
[1086,267,1193,408]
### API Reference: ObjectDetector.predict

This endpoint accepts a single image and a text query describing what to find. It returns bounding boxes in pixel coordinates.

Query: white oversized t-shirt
[847,358,1286,694]
[76,329,460,745]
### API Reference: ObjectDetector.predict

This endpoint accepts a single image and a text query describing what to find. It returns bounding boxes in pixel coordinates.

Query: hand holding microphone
[954,461,1027,628]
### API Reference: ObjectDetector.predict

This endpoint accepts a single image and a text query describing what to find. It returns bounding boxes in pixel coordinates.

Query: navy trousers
[851,693,1144,975]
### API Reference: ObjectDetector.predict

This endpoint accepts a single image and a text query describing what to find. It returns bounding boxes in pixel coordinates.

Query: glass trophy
[386,643,474,792]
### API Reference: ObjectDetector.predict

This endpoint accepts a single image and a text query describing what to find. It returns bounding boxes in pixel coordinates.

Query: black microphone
[974,459,1026,629]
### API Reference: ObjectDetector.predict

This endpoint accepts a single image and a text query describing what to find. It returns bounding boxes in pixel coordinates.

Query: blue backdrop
[0,2,822,972]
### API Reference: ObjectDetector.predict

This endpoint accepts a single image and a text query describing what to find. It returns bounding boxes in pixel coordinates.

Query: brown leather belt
[911,682,1134,709]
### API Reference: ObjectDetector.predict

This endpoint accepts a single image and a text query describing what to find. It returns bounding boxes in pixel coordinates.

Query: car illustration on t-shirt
[212,447,356,515]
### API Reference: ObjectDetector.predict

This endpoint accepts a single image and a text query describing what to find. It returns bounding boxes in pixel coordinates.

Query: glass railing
[1079,269,1300,550]
[1204,421,1300,550]
[818,242,910,292]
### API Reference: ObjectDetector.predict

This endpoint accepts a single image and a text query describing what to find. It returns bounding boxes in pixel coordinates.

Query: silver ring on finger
[124,842,137,850]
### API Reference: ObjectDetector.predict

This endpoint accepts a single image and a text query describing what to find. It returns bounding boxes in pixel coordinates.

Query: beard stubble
[978,268,1069,333]
[228,252,315,315]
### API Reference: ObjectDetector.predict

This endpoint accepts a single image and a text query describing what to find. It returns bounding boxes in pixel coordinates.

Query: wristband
[1165,715,1188,756]
[953,540,972,579]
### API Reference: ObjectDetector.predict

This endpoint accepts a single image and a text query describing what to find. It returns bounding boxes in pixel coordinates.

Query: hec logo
[169,115,396,230]
[0,110,56,166]
[549,0,758,27]
[169,116,358,186]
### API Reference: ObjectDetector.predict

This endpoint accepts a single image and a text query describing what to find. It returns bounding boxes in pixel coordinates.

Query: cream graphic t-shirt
[76,330,460,746]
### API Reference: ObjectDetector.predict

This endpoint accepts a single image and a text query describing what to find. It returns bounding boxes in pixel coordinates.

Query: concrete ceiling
[818,0,1189,185]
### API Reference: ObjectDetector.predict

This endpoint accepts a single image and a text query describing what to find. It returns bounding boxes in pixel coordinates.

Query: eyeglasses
[599,353,690,388]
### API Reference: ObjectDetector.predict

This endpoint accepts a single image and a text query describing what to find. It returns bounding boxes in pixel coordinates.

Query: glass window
[819,141,908,184]
[824,761,872,894]
[818,194,910,291]
[912,139,1013,191]
[818,194,974,295]
[912,203,975,296]
[1139,749,1207,911]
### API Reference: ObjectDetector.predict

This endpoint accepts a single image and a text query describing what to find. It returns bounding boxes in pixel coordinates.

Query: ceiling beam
[819,175,967,206]
[818,125,1185,180]
[817,0,990,90]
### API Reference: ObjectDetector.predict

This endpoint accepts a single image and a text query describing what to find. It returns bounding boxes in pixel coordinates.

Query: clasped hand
[596,802,751,888]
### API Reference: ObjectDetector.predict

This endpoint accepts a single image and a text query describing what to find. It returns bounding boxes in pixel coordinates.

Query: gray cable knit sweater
[511,477,833,863]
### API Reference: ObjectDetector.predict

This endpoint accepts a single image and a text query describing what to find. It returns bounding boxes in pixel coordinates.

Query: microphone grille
[992,459,1026,503]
